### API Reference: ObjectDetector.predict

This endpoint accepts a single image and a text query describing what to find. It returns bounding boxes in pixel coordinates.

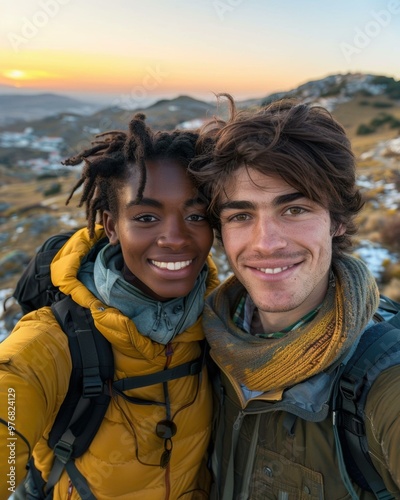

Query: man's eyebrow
[219,200,255,212]
[219,192,306,212]
[273,192,305,206]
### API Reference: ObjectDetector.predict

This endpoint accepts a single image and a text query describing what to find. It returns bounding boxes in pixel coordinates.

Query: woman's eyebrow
[185,197,208,208]
[126,198,162,209]
[125,196,207,210]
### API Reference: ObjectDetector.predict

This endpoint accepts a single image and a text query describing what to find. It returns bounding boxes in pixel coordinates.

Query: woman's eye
[133,214,157,222]
[187,214,207,222]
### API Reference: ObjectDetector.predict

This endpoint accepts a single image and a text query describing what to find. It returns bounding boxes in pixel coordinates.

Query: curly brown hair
[189,95,363,257]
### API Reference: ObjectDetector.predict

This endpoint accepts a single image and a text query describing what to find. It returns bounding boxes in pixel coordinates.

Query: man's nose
[252,216,288,253]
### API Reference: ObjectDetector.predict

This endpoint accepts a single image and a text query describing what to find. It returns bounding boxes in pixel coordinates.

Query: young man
[190,97,400,499]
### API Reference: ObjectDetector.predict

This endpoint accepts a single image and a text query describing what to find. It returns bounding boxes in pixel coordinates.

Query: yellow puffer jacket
[0,226,219,500]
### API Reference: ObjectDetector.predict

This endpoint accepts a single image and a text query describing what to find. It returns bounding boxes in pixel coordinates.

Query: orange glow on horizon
[0,49,165,93]
[0,48,290,98]
[3,68,56,81]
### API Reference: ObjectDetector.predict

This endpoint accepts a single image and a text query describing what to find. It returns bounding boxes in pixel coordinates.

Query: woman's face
[103,159,213,300]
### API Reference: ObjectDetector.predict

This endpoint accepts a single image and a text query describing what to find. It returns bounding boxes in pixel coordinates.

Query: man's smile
[256,264,295,274]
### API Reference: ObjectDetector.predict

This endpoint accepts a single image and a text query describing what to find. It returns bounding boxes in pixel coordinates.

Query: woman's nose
[156,219,190,250]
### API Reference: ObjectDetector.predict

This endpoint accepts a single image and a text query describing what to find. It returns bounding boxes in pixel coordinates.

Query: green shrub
[356,124,376,135]
[43,182,61,197]
[372,101,394,108]
[380,215,400,251]
[370,113,393,128]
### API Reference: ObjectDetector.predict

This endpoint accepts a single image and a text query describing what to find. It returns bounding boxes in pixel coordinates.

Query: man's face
[219,167,343,333]
[104,159,213,301]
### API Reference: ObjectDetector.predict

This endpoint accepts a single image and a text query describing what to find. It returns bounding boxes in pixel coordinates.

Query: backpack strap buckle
[189,359,202,375]
[348,415,365,437]
[340,411,365,436]
[82,366,104,398]
[339,375,363,401]
[53,439,74,464]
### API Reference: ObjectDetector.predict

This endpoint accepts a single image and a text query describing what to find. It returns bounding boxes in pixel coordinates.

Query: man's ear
[103,210,119,245]
[332,223,346,237]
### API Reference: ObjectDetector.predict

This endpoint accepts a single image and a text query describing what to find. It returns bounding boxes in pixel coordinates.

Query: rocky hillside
[1,72,400,337]
[0,94,219,159]
[262,73,400,109]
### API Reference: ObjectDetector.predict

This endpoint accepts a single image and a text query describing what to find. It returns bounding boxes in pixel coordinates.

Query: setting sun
[3,69,27,80]
[3,68,55,83]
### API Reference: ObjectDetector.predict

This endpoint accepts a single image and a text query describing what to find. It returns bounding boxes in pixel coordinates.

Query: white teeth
[257,265,292,274]
[152,260,192,271]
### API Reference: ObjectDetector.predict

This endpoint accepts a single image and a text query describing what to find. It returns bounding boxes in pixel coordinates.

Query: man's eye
[223,213,250,223]
[233,213,249,221]
[286,207,306,215]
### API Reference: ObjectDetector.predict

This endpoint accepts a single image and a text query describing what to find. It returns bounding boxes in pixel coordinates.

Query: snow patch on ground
[0,289,14,341]
[354,240,398,279]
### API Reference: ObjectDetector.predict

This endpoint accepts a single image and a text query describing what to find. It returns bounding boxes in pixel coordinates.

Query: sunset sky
[1,0,399,105]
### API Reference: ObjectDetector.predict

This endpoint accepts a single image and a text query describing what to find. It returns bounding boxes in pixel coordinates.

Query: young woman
[0,113,219,499]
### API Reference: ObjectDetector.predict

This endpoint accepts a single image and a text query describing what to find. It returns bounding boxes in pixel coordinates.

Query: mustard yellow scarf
[205,255,380,393]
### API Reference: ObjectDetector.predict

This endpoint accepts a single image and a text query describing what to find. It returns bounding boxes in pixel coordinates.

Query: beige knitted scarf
[205,255,380,393]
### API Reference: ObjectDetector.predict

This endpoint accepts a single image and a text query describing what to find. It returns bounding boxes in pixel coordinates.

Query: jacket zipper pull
[233,410,245,431]
[164,312,173,331]
[153,303,163,331]
[67,479,73,500]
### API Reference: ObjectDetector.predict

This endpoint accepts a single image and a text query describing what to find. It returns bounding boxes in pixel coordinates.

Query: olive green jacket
[204,278,400,500]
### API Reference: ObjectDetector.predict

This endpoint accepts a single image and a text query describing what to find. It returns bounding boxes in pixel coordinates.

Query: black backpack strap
[24,457,49,500]
[64,461,96,500]
[43,296,114,496]
[333,317,400,499]
[12,231,76,315]
[51,294,113,399]
[112,343,205,405]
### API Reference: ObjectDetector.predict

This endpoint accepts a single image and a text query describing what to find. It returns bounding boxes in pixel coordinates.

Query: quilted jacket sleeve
[365,364,400,496]
[0,308,71,499]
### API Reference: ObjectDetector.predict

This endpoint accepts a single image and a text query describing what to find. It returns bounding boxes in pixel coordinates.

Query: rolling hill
[0,93,100,126]
[0,71,399,301]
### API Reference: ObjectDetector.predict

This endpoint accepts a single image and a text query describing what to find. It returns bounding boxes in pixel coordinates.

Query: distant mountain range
[1,72,399,135]
[262,73,400,109]
[0,92,102,126]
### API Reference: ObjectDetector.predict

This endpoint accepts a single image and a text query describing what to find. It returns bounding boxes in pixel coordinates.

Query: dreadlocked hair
[63,113,205,239]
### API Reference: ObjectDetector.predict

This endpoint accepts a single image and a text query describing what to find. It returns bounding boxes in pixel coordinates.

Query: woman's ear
[103,210,119,245]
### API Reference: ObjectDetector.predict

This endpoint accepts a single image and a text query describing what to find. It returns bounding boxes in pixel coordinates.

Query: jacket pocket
[249,447,324,499]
